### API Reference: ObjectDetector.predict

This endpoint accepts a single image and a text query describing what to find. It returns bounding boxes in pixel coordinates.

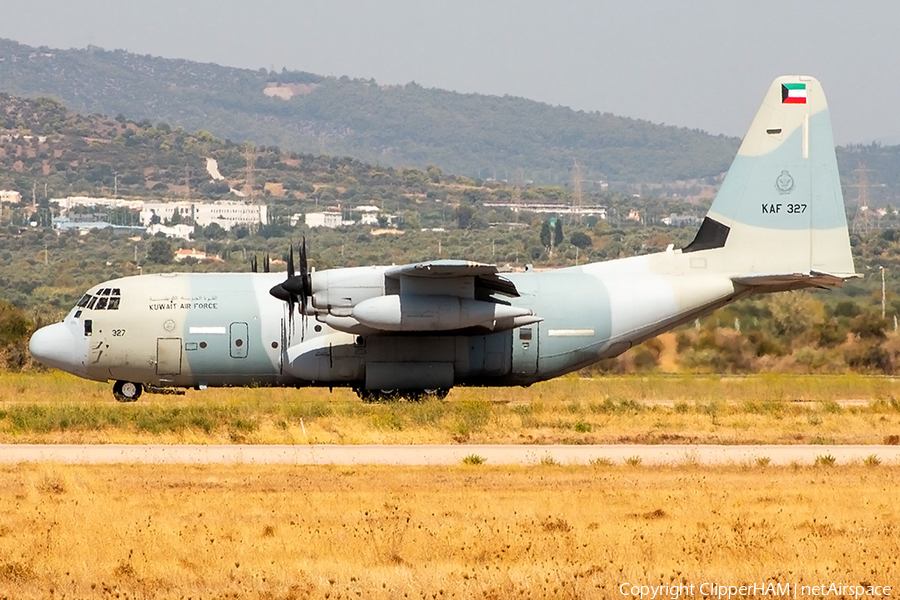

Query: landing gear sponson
[354,388,450,402]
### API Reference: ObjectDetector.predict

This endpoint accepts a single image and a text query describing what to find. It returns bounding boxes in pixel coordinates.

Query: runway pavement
[2,444,899,465]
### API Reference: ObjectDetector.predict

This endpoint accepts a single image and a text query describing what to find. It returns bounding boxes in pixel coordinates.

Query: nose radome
[29,323,80,373]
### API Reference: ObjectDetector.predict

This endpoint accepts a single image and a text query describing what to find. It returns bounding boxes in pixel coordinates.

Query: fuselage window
[107,297,120,310]
[86,296,97,310]
[111,288,121,296]
[95,297,109,310]
[76,294,91,308]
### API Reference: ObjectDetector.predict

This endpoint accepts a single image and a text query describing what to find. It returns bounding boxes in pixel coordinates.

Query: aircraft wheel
[113,380,143,403]
[356,388,378,403]
[377,389,400,402]
[409,388,450,402]
[425,388,450,400]
[355,388,401,403]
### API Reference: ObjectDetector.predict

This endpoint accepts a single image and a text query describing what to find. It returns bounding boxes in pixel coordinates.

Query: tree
[201,222,226,240]
[539,221,551,249]
[570,231,592,249]
[456,204,475,230]
[554,218,564,246]
[147,239,174,264]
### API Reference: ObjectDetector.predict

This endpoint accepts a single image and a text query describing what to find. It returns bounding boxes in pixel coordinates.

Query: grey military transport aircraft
[30,76,858,402]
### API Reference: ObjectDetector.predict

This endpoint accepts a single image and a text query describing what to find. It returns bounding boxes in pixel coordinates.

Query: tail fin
[685,75,857,287]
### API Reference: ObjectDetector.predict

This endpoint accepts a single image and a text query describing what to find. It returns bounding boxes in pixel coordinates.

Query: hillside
[0,38,741,186]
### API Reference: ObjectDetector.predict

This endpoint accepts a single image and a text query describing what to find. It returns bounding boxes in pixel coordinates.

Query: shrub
[863,454,882,467]
[814,454,837,466]
[573,420,592,433]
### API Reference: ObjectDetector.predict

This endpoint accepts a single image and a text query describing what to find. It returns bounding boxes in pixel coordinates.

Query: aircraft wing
[385,260,520,297]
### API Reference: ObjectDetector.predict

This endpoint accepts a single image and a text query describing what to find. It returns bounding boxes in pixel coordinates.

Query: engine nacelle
[352,294,534,332]
[310,267,388,313]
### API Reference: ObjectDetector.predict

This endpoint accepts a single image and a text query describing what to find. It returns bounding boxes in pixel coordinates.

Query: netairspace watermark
[619,582,892,599]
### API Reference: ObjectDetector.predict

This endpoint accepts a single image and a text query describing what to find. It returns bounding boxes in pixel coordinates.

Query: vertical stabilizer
[685,76,856,282]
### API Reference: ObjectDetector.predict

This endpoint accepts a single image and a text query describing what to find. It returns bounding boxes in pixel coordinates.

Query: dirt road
[2,444,897,465]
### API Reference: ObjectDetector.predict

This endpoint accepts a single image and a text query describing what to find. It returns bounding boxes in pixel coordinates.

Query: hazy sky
[0,1,897,144]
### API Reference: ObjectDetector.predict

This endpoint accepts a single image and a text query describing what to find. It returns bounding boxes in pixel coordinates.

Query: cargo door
[156,338,183,375]
[230,322,249,359]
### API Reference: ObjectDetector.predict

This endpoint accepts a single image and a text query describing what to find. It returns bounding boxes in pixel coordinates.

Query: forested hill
[0,38,740,186]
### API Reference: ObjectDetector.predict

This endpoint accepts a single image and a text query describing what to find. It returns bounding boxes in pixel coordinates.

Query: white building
[359,213,379,226]
[305,212,344,228]
[0,190,22,204]
[147,223,195,240]
[43,195,268,239]
[54,196,144,213]
[175,248,219,262]
[141,201,268,230]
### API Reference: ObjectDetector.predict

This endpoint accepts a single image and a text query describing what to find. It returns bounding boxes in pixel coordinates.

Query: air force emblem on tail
[775,170,795,194]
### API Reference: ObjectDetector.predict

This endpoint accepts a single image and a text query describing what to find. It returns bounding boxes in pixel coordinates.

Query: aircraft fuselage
[31,250,743,397]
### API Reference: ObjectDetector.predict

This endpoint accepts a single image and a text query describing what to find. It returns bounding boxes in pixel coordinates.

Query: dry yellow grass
[3,372,900,445]
[0,463,897,599]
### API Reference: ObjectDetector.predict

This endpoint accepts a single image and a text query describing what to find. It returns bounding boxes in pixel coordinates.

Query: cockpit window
[78,288,122,311]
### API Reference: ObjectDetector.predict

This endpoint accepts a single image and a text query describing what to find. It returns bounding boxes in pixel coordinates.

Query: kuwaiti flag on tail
[782,82,807,104]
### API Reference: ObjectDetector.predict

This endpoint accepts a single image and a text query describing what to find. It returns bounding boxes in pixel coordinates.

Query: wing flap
[386,260,520,297]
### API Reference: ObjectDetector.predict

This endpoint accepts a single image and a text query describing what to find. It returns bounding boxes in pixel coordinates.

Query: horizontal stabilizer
[733,270,861,291]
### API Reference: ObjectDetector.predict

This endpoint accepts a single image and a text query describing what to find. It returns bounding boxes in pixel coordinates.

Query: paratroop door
[157,338,183,375]
[230,322,249,359]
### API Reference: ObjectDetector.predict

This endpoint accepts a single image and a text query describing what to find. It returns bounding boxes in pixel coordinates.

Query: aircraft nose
[29,323,82,372]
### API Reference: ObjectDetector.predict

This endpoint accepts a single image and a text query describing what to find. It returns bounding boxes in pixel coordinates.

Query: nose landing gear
[113,380,143,403]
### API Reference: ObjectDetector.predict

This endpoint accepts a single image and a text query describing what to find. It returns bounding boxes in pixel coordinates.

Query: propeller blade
[299,236,310,312]
[287,243,295,279]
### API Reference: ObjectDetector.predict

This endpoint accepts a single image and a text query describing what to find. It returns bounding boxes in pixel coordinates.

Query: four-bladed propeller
[269,238,313,338]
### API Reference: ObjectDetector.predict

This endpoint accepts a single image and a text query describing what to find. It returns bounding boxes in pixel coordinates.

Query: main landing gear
[355,388,450,403]
[112,380,143,403]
